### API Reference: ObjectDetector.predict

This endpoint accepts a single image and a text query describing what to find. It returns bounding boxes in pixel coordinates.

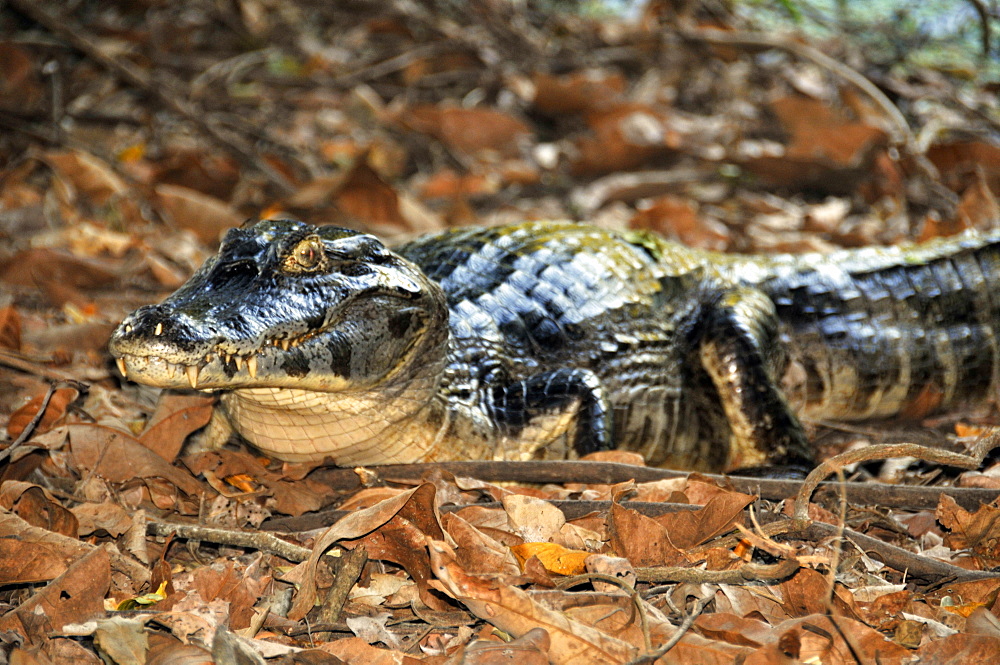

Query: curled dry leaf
[0,481,79,537]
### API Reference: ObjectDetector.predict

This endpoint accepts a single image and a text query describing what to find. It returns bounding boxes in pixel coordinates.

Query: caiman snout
[110,304,219,362]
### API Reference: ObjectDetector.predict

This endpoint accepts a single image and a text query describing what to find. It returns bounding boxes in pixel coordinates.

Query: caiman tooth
[186,364,200,389]
[124,324,133,333]
[116,357,127,378]
[234,355,243,371]
[281,339,290,351]
[167,362,177,380]
[225,353,232,365]
[247,355,258,379]
[155,322,163,336]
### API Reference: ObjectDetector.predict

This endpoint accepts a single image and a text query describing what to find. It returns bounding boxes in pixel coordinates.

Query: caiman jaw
[109,218,446,394]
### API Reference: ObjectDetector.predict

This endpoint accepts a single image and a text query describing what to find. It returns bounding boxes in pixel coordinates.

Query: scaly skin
[108,220,1000,471]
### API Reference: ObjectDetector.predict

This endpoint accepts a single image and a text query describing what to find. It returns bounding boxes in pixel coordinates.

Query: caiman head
[109,219,449,393]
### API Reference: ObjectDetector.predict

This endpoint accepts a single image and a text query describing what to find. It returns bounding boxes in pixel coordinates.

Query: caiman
[108,219,1000,472]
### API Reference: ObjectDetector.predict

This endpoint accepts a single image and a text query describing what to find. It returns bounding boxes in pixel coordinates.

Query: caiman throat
[109,219,1000,471]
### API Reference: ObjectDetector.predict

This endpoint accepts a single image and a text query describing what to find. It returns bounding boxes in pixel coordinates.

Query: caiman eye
[286,235,325,273]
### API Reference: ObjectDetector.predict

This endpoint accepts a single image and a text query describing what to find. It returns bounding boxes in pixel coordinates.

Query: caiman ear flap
[326,234,385,261]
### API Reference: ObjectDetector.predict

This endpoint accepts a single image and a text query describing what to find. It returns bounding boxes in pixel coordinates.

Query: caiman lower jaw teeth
[234,356,243,371]
[247,355,258,379]
[186,364,200,389]
[281,339,290,351]
[116,357,127,378]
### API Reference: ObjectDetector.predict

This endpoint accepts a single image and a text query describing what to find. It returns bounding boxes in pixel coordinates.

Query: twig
[317,547,368,625]
[146,520,311,562]
[625,594,712,665]
[302,461,1000,517]
[0,383,59,463]
[635,557,800,584]
[966,0,993,62]
[7,0,296,194]
[793,433,1000,521]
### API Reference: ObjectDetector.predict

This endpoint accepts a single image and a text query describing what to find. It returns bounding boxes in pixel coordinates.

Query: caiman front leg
[487,367,613,459]
[698,287,813,472]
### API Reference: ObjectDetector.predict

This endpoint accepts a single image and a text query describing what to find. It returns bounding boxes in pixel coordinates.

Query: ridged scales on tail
[108,220,1000,471]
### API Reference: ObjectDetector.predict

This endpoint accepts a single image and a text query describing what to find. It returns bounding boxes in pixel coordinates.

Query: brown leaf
[460,627,550,665]
[956,169,1000,230]
[321,637,418,665]
[44,149,129,207]
[0,545,110,644]
[68,423,208,498]
[6,387,79,440]
[916,634,1000,662]
[155,184,243,245]
[442,511,522,577]
[139,392,216,462]
[0,249,118,307]
[632,195,730,251]
[927,140,1000,197]
[531,69,625,116]
[571,103,678,176]
[402,106,532,158]
[72,501,133,538]
[0,481,78,538]
[286,484,439,621]
[937,494,1000,568]
[187,559,271,631]
[0,306,21,351]
[429,540,637,664]
[0,510,93,585]
[608,502,688,567]
[0,43,44,112]
[654,490,754,550]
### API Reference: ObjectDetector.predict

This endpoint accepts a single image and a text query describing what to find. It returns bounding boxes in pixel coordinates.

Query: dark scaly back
[756,229,1000,422]
[397,221,728,469]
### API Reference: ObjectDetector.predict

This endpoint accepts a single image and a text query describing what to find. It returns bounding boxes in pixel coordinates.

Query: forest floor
[1,0,1000,662]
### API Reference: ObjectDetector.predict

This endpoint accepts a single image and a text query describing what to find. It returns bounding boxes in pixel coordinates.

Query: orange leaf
[225,474,257,493]
[511,542,591,576]
[0,305,21,351]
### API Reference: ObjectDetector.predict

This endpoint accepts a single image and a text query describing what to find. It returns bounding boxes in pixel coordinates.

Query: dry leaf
[156,184,242,245]
[6,387,79,440]
[429,540,637,664]
[511,543,591,576]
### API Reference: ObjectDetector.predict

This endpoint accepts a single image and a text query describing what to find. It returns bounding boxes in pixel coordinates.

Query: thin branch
[146,520,311,562]
[793,433,1000,522]
[625,594,713,665]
